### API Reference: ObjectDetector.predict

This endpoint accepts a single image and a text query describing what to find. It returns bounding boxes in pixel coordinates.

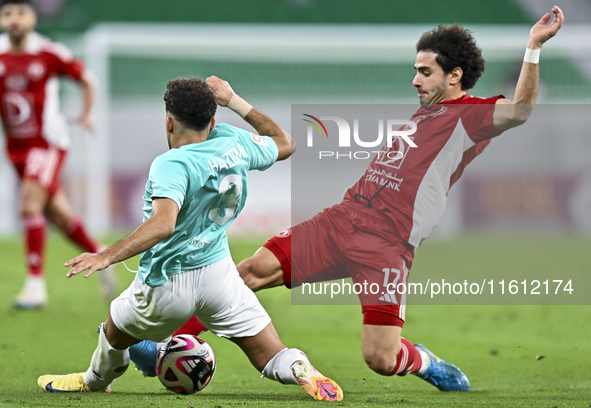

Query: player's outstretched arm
[77,71,97,132]
[206,75,295,161]
[493,5,564,132]
[64,198,179,278]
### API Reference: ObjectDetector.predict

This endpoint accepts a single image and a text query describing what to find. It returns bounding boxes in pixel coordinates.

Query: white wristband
[524,48,541,64]
[227,94,253,118]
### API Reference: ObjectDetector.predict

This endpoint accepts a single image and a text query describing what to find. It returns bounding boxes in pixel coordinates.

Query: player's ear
[449,67,463,87]
[209,116,216,131]
[165,114,174,134]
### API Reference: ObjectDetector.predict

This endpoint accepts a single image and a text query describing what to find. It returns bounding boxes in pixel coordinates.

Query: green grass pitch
[0,233,590,407]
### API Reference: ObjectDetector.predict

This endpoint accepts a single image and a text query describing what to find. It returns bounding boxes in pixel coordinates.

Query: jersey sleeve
[148,154,190,210]
[231,125,279,171]
[461,95,506,143]
[48,42,85,81]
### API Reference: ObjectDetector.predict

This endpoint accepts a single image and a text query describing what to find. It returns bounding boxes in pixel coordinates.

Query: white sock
[261,348,309,385]
[83,324,130,391]
[25,275,45,288]
[415,349,430,376]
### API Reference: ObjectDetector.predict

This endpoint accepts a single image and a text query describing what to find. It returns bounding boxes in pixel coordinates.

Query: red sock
[23,214,46,277]
[64,217,100,253]
[391,338,422,376]
[173,316,208,336]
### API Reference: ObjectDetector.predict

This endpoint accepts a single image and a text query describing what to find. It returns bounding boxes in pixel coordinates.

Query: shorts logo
[251,133,268,146]
[276,228,292,238]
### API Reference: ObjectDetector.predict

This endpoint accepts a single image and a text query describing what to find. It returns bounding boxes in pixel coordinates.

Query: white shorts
[110,256,271,341]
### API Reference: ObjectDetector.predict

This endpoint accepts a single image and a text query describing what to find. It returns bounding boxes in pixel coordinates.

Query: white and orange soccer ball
[156,335,216,394]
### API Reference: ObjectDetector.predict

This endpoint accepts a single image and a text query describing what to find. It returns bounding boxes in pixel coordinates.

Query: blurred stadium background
[0,0,590,238]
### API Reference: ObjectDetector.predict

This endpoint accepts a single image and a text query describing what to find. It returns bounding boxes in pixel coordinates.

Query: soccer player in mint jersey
[0,0,116,308]
[129,7,564,392]
[37,76,343,401]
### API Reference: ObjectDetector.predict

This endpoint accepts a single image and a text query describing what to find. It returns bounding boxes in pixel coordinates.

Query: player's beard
[8,31,27,46]
[418,81,448,109]
[7,25,30,47]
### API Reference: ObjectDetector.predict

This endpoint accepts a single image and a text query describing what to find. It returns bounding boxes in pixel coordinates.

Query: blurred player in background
[38,76,343,401]
[128,6,564,392]
[0,0,116,308]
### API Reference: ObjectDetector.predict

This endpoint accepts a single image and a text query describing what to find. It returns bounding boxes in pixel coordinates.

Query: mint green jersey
[138,123,279,286]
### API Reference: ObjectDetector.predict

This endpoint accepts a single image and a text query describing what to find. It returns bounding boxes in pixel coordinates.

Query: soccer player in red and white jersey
[129,7,564,391]
[0,0,116,308]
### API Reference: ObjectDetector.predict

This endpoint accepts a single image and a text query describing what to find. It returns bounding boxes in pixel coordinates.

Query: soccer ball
[156,335,216,394]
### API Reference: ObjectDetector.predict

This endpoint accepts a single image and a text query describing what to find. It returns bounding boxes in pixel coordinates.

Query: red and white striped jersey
[0,32,85,155]
[343,95,505,248]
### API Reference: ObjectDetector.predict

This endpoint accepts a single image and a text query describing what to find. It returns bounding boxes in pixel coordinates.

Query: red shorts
[264,200,415,327]
[8,146,67,197]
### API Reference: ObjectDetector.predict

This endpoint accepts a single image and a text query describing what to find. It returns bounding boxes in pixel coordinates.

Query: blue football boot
[414,344,471,391]
[129,340,159,377]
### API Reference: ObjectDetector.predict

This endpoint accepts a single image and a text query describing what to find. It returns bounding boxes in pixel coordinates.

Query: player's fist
[206,76,234,107]
[529,5,564,48]
[77,113,95,132]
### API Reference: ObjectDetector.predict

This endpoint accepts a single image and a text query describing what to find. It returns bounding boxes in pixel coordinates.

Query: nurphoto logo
[302,114,418,161]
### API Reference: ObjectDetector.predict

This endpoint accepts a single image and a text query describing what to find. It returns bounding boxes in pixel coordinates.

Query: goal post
[2,23,588,236]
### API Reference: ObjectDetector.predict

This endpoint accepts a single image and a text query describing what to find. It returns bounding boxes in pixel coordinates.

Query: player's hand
[528,5,564,48]
[77,113,95,132]
[206,75,234,107]
[65,252,111,278]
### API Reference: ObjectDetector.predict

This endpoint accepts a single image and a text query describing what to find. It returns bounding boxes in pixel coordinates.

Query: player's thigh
[229,322,285,372]
[44,189,74,229]
[290,209,352,287]
[20,178,49,214]
[345,234,413,308]
[110,274,197,342]
[194,256,272,339]
[361,324,402,374]
[237,246,284,291]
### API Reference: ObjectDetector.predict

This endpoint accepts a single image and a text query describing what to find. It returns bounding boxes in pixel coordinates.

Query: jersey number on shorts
[379,266,409,304]
[208,174,243,226]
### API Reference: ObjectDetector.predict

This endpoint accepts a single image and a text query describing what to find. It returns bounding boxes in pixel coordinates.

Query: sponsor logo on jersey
[276,228,292,238]
[430,106,447,117]
[28,62,45,80]
[374,135,414,170]
[2,91,38,137]
[251,133,268,146]
[191,234,211,249]
[5,73,28,91]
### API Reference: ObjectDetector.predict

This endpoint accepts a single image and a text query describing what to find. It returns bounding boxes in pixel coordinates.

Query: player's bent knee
[363,351,399,376]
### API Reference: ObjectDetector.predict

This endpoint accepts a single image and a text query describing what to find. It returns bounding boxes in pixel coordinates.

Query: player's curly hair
[0,0,32,7]
[416,25,485,90]
[164,77,217,131]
